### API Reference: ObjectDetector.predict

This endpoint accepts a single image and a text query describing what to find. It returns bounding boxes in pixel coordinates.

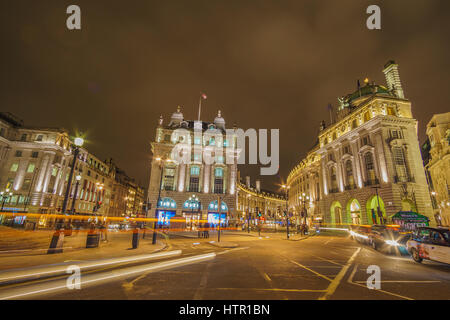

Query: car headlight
[385,240,399,246]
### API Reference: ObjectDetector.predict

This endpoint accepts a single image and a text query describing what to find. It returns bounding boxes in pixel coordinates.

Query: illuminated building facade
[287,61,434,226]
[147,107,239,225]
[424,112,450,226]
[0,112,142,223]
[236,174,286,227]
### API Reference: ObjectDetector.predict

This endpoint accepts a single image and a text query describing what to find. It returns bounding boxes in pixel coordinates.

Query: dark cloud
[1,0,449,191]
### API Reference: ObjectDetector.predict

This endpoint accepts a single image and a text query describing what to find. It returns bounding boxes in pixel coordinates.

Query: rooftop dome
[169,106,184,126]
[341,82,395,107]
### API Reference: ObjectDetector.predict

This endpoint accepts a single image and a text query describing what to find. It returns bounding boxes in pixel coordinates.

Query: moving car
[407,227,450,265]
[368,224,405,254]
[349,225,372,245]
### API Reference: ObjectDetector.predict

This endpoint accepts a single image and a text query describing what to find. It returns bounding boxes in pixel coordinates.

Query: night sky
[1,1,449,192]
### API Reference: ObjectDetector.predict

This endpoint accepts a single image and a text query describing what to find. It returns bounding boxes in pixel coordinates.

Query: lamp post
[299,193,310,233]
[282,185,290,240]
[246,194,251,233]
[70,174,82,214]
[61,137,84,219]
[152,157,166,245]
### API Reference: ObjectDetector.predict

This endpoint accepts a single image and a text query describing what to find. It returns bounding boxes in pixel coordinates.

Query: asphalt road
[1,231,449,300]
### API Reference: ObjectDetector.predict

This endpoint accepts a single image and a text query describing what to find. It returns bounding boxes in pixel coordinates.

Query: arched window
[345,160,354,188]
[208,200,228,212]
[393,147,408,182]
[364,152,376,181]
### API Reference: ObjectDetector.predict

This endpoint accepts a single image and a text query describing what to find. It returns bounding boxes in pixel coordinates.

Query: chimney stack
[383,60,405,99]
[246,176,251,188]
[256,180,261,192]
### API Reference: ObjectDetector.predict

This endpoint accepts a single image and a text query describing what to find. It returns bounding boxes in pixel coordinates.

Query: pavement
[0,228,166,271]
[0,230,448,300]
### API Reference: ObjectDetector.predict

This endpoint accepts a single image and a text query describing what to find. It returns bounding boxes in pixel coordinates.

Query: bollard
[48,230,65,254]
[86,227,100,248]
[132,228,139,249]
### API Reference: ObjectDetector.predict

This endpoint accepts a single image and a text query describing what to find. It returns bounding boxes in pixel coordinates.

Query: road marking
[262,272,272,282]
[216,247,249,255]
[1,253,216,300]
[193,260,213,300]
[311,255,344,267]
[318,247,361,300]
[289,260,332,282]
[324,239,333,245]
[347,264,414,300]
[214,288,327,293]
[354,280,440,283]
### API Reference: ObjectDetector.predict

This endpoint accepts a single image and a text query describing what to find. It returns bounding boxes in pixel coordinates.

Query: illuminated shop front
[208,200,228,227]
[157,197,176,226]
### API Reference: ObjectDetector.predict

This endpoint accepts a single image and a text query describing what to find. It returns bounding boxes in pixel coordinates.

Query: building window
[189,166,200,192]
[27,163,36,173]
[330,166,338,191]
[351,119,357,129]
[190,166,200,176]
[194,137,201,145]
[387,107,396,116]
[36,135,43,141]
[364,152,376,181]
[163,167,175,191]
[15,150,22,157]
[189,177,199,192]
[20,134,27,141]
[10,163,19,172]
[345,160,354,188]
[31,151,39,158]
[22,179,31,191]
[364,111,371,122]
[214,168,224,194]
[361,136,370,146]
[393,147,409,182]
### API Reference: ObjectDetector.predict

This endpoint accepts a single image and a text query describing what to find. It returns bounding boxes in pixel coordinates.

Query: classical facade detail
[424,112,450,226]
[287,61,434,226]
[147,108,239,224]
[0,112,144,225]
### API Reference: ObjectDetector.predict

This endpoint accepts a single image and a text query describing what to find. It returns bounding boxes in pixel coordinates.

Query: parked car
[368,224,405,254]
[349,225,372,245]
[407,227,450,265]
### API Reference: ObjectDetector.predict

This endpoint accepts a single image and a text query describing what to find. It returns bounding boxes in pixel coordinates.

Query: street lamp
[281,185,290,239]
[61,137,84,219]
[246,194,251,233]
[299,193,310,230]
[70,174,82,214]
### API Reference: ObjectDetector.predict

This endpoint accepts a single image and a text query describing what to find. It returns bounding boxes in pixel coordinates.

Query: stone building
[147,107,239,226]
[424,112,450,226]
[287,61,434,226]
[236,173,286,227]
[0,112,142,225]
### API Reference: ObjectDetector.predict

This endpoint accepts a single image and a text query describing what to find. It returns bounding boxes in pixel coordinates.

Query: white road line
[193,260,213,300]
[318,247,361,300]
[0,252,215,300]
[355,280,440,283]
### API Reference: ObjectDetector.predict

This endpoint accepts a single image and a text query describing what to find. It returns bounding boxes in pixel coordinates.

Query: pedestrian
[204,222,210,238]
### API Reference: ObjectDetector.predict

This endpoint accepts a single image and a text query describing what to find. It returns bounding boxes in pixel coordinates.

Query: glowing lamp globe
[74,137,84,147]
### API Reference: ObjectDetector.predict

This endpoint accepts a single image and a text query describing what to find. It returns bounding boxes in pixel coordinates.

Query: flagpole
[198,95,202,121]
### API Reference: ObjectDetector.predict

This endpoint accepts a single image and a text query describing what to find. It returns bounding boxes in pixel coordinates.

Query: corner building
[287,61,434,226]
[147,107,239,224]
